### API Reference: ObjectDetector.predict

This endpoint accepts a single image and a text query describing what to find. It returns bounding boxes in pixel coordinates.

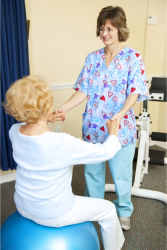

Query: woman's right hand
[47,111,66,123]
[54,107,66,122]
[106,119,119,137]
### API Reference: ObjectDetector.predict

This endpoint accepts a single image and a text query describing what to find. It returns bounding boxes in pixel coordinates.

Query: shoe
[119,217,130,230]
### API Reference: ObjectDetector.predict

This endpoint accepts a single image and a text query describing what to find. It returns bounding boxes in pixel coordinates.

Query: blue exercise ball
[1,211,100,250]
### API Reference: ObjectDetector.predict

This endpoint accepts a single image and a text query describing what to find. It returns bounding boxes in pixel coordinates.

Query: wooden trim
[27,20,30,40]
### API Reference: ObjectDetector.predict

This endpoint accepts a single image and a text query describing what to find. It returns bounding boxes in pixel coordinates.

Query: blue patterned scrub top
[73,47,148,146]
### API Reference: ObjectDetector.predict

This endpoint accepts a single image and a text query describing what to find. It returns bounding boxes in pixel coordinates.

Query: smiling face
[99,20,119,46]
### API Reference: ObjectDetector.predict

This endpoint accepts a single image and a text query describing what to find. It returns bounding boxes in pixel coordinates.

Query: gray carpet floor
[1,145,167,250]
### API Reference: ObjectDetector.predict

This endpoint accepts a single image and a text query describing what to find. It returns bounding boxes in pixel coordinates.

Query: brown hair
[96,6,130,42]
[3,75,53,123]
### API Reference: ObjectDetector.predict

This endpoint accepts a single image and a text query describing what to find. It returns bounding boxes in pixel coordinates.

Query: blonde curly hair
[3,75,53,123]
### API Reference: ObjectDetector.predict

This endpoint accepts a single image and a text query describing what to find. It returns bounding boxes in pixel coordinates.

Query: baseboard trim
[155,141,167,150]
[136,140,166,149]
[149,140,156,147]
[136,140,156,148]
[150,140,167,150]
[0,173,16,184]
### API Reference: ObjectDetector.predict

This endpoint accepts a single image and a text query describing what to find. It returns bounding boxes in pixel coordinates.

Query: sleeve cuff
[104,135,122,151]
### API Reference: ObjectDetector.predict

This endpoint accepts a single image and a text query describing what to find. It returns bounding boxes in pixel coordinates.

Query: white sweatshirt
[9,123,121,219]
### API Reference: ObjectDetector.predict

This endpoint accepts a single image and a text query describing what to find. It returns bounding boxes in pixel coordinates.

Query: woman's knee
[102,200,117,217]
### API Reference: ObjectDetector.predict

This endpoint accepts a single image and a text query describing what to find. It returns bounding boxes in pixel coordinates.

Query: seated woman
[3,75,124,250]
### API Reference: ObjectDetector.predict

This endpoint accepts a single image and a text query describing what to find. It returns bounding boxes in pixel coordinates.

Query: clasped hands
[47,107,124,136]
[47,108,66,123]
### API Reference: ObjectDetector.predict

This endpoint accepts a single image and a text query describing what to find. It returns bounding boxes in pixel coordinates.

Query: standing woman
[54,6,148,230]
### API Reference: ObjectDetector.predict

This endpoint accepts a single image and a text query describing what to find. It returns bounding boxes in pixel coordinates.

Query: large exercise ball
[1,211,100,250]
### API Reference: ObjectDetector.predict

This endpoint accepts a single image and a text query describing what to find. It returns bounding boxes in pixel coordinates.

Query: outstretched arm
[61,119,121,165]
[111,94,138,123]
[48,91,87,123]
[59,91,87,113]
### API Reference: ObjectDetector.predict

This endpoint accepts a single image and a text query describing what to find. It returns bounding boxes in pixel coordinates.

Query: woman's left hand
[111,94,138,124]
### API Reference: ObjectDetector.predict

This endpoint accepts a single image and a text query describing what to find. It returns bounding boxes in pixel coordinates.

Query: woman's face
[99,20,119,46]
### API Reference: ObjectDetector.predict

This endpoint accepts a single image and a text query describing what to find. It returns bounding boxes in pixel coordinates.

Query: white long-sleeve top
[9,123,121,219]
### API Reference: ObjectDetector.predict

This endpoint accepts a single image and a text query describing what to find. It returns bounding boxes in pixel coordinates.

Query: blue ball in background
[1,211,100,250]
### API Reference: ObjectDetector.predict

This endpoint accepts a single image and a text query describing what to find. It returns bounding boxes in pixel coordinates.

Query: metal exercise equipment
[105,77,167,204]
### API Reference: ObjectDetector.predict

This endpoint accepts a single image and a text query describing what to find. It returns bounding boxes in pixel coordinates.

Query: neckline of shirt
[102,46,129,70]
[17,124,52,139]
